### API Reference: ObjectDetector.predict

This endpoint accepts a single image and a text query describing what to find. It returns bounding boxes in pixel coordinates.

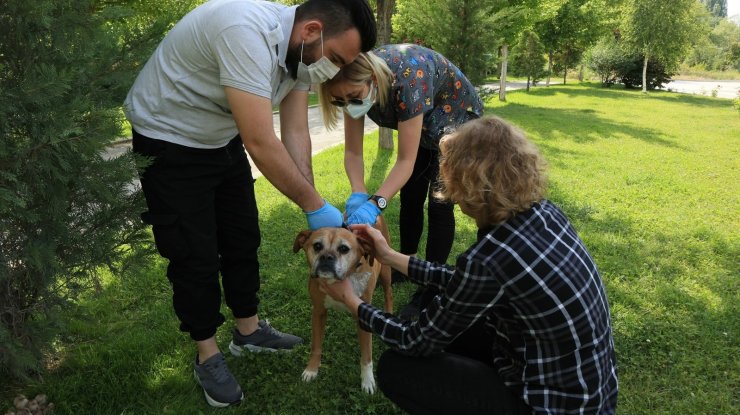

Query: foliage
[684,17,740,72]
[700,0,728,17]
[585,37,623,86]
[620,0,708,91]
[616,55,674,89]
[392,0,499,84]
[0,0,201,380]
[536,0,613,84]
[510,30,547,90]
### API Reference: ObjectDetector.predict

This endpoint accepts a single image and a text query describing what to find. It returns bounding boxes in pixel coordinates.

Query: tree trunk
[563,62,567,85]
[579,64,584,82]
[642,54,649,93]
[499,44,508,102]
[526,76,531,92]
[377,0,395,149]
[546,51,553,86]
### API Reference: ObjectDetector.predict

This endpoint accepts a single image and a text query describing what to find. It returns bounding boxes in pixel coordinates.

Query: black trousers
[133,131,261,341]
[377,349,531,415]
[399,146,455,263]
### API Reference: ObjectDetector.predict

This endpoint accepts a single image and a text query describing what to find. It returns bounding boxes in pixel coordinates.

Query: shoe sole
[193,370,244,408]
[229,340,293,356]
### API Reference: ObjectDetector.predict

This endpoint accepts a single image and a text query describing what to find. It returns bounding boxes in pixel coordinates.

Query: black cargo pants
[133,130,261,341]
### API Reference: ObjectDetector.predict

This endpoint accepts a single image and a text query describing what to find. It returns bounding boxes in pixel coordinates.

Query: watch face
[376,197,387,209]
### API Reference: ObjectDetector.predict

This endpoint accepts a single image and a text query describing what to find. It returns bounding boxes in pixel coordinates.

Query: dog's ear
[292,230,312,253]
[357,235,375,266]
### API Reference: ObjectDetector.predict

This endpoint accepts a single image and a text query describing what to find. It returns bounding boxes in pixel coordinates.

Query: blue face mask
[343,84,376,119]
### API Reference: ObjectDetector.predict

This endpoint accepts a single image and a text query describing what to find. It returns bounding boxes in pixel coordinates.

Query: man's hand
[305,200,343,230]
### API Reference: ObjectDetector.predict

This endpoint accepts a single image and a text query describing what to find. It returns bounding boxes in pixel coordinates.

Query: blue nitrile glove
[344,192,369,217]
[305,200,343,230]
[346,200,382,225]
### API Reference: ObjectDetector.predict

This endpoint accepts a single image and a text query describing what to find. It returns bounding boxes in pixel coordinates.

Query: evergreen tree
[510,30,547,90]
[0,0,199,379]
[393,0,498,84]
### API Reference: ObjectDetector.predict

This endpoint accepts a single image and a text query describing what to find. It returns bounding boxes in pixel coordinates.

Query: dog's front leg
[357,325,375,394]
[302,296,327,382]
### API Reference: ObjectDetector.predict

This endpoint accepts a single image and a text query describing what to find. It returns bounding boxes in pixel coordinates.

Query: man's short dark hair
[296,0,377,52]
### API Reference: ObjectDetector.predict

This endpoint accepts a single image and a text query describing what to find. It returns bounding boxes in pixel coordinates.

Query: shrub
[617,55,674,90]
[585,37,626,87]
[0,0,198,380]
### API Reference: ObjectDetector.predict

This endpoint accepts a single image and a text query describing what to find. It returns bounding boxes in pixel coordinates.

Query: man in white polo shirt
[124,0,376,407]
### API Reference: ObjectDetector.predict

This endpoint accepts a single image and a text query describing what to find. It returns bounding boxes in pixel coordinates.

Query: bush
[0,0,199,380]
[617,56,674,90]
[586,37,626,87]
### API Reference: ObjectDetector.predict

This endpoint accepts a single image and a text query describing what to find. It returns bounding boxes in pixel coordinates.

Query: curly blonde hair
[436,116,547,226]
[318,52,394,129]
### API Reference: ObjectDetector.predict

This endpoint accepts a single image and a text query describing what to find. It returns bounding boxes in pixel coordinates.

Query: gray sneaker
[229,320,303,355]
[193,353,243,408]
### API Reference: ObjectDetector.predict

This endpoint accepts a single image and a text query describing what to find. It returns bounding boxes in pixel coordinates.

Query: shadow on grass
[524,82,733,110]
[492,102,686,150]
[547,183,738,413]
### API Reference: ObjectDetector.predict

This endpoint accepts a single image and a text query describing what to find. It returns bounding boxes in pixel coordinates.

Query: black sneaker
[391,268,409,284]
[399,288,424,320]
[228,320,303,355]
[193,353,243,408]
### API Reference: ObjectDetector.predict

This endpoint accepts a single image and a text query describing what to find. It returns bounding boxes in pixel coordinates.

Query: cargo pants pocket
[141,211,189,262]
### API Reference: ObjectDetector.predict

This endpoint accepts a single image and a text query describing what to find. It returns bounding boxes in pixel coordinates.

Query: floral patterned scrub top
[367,44,484,150]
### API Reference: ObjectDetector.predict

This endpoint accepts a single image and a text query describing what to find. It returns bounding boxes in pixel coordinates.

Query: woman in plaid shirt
[319,116,618,414]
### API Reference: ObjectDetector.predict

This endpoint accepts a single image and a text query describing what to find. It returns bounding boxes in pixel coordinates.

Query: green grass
[2,83,738,414]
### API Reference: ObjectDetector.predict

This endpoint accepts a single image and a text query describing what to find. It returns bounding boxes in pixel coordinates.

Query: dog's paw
[361,377,376,394]
[301,369,318,382]
[361,363,375,394]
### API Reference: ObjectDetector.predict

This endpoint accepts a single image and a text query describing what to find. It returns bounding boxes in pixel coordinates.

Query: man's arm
[225,86,324,212]
[279,89,314,185]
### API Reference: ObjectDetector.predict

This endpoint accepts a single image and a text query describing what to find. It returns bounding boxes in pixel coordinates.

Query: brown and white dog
[292,219,393,394]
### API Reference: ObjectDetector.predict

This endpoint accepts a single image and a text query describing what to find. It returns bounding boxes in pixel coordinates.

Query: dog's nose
[319,253,336,262]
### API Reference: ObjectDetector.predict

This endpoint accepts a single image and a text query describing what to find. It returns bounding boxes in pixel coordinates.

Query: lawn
[2,83,738,414]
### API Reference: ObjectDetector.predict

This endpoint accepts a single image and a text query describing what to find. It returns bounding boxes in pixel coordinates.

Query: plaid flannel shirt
[357,201,618,414]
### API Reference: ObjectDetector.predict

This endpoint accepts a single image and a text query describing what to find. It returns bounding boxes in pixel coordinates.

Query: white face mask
[343,84,376,119]
[296,31,340,84]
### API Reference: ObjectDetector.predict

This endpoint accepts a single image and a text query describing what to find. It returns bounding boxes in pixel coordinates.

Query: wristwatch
[368,195,387,211]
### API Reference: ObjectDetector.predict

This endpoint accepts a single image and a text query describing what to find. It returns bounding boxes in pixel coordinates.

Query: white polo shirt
[124,0,308,148]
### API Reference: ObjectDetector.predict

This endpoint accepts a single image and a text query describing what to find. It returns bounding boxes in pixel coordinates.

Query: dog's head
[293,227,375,280]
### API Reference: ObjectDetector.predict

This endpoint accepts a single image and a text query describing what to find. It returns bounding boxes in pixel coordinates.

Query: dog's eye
[337,245,350,254]
[313,242,323,251]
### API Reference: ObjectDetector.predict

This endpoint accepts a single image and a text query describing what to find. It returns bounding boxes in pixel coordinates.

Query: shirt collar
[277,5,298,70]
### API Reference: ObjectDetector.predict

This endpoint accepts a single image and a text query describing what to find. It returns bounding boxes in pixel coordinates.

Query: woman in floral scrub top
[319,44,483,317]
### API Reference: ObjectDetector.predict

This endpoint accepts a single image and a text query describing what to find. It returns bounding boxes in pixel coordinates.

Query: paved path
[662,80,740,99]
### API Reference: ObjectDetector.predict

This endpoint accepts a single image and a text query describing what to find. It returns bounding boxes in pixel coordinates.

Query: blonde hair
[436,116,547,226]
[318,52,394,129]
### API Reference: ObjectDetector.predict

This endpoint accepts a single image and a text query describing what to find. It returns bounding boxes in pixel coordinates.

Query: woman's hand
[317,278,363,318]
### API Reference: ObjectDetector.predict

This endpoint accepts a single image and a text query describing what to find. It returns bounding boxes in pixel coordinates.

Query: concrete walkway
[662,80,740,99]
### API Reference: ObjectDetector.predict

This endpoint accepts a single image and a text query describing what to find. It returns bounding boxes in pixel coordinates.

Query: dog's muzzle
[313,254,343,280]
